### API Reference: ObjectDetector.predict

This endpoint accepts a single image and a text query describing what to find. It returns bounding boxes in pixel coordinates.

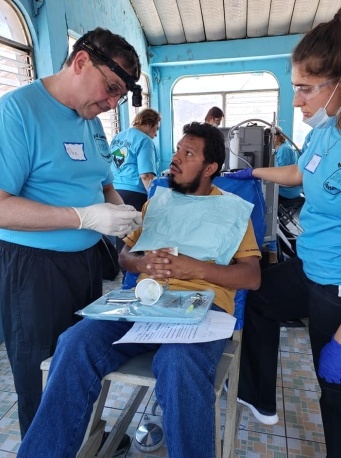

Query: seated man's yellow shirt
[123,185,261,314]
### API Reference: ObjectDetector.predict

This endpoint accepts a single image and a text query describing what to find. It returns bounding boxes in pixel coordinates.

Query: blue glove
[318,335,341,383]
[224,168,254,180]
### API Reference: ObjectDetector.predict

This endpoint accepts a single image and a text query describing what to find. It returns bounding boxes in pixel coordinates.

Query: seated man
[18,122,261,458]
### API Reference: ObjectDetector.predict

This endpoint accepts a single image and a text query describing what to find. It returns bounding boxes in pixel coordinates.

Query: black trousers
[0,240,102,438]
[238,256,341,458]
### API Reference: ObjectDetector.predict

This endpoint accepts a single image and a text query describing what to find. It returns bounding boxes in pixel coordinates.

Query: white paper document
[113,310,236,345]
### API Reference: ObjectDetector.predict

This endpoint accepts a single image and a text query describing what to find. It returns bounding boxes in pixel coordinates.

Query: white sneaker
[237,398,279,425]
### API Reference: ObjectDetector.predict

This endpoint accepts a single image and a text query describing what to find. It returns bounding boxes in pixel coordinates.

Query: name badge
[305,154,321,173]
[64,143,87,161]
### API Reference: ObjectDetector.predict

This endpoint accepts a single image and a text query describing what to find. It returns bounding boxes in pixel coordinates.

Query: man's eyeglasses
[94,65,128,105]
[292,78,339,101]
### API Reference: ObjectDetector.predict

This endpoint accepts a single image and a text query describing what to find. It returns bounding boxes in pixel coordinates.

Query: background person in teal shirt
[110,108,161,274]
[274,130,303,199]
[110,108,162,206]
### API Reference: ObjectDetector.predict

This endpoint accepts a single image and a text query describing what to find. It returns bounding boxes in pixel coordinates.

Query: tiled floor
[0,278,326,457]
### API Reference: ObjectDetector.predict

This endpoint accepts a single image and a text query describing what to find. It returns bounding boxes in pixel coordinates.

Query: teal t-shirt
[110,127,159,194]
[297,125,341,284]
[275,142,302,198]
[0,80,113,251]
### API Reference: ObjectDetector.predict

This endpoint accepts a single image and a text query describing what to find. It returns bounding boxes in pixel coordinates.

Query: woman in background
[110,108,161,211]
[110,108,161,273]
[204,106,224,127]
[273,129,302,200]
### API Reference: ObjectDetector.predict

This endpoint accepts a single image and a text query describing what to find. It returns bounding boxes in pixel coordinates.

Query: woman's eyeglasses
[292,78,339,101]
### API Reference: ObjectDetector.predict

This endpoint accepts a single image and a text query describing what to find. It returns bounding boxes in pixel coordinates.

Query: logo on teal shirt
[112,146,128,169]
[94,134,111,163]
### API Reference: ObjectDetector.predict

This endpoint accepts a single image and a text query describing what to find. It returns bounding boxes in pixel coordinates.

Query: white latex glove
[133,211,142,225]
[73,203,142,237]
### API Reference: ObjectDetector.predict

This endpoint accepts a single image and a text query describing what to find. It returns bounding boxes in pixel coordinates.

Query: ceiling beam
[148,34,301,66]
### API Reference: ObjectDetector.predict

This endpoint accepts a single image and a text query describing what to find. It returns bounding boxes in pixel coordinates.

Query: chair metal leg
[221,333,242,458]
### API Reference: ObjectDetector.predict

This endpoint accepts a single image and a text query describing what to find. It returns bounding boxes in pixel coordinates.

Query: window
[292,107,312,149]
[98,109,120,141]
[172,72,279,147]
[0,0,34,98]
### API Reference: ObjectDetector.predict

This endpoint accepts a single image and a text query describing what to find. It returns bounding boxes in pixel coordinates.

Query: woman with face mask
[204,106,224,127]
[229,9,341,457]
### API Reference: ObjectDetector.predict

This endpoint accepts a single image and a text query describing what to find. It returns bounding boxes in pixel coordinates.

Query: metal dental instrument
[106,298,140,304]
[186,293,204,313]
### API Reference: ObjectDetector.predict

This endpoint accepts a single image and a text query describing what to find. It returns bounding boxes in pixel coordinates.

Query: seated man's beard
[169,169,203,194]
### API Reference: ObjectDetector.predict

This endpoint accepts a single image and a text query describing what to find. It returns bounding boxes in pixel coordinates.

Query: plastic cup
[135,279,164,305]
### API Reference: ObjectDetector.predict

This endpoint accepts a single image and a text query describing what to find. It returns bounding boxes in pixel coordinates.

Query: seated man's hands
[318,335,341,384]
[224,168,255,180]
[133,249,172,281]
[144,249,198,281]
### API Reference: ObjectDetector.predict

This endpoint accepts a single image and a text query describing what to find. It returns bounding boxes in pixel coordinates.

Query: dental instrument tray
[76,289,215,324]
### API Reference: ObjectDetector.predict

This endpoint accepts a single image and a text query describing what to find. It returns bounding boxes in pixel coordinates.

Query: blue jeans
[18,308,227,458]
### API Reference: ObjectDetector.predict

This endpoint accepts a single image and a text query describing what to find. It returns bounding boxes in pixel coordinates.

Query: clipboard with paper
[76,288,215,324]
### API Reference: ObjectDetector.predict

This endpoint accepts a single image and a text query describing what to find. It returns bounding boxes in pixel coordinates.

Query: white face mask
[303,108,336,129]
[303,80,341,129]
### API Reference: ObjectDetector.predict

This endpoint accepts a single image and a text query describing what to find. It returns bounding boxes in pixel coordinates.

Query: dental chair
[41,176,266,458]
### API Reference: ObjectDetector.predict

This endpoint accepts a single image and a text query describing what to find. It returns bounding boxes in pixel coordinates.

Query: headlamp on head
[78,40,142,107]
[131,84,142,107]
